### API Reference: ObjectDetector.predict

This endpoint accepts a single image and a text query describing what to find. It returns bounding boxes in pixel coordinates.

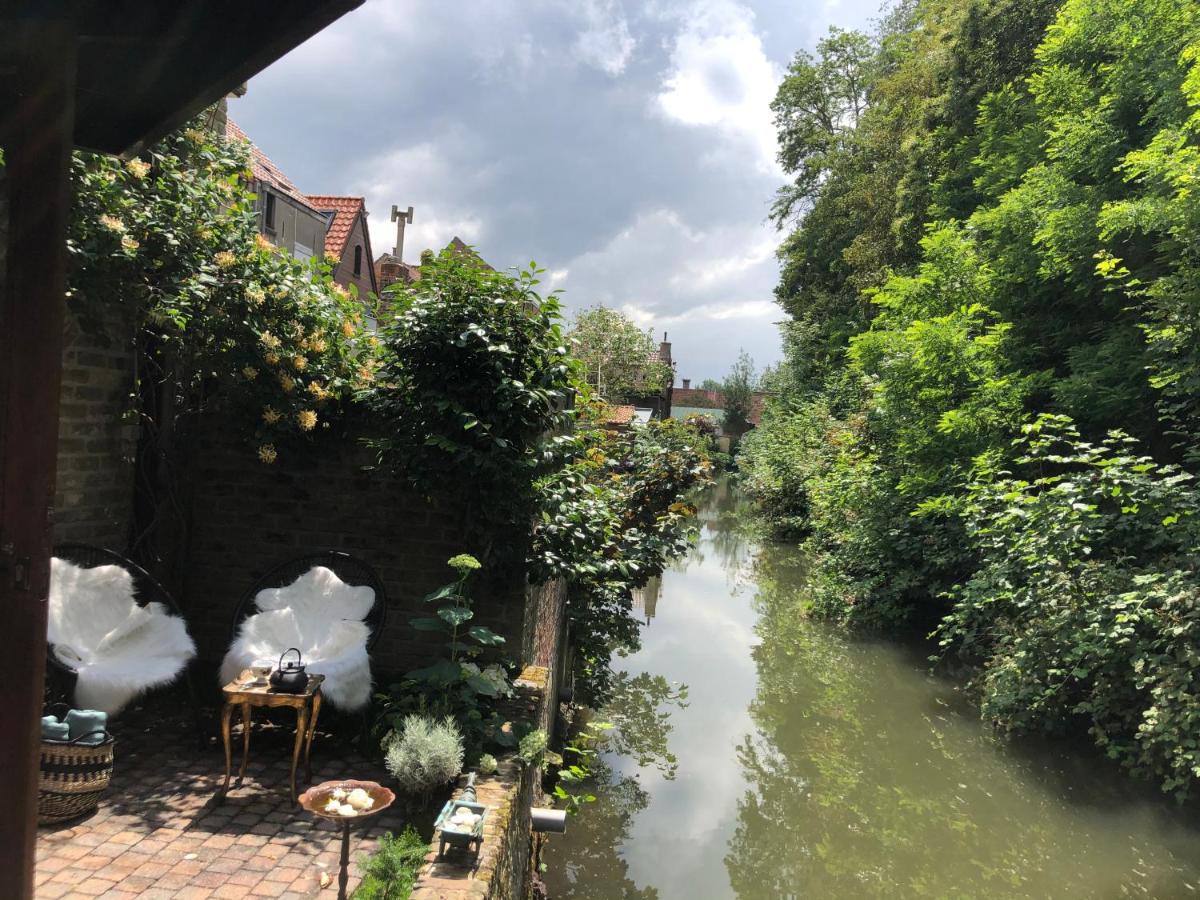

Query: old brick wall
[52,305,138,549]
[409,665,549,900]
[522,578,567,737]
[178,420,529,675]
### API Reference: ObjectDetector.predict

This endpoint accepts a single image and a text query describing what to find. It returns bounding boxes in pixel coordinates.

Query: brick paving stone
[262,865,302,884]
[230,869,266,886]
[73,876,117,896]
[250,881,288,898]
[36,702,418,900]
[154,872,192,891]
[205,857,241,875]
[169,859,205,877]
[49,867,89,886]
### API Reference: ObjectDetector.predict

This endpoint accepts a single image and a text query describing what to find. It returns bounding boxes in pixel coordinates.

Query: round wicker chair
[48,544,201,738]
[230,550,388,650]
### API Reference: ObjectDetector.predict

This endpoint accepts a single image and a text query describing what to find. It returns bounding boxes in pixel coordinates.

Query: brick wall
[177,419,530,675]
[53,304,138,549]
[522,578,567,736]
[0,163,138,551]
[409,665,550,900]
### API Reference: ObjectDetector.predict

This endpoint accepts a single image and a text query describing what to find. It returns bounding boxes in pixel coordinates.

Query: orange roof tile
[602,405,636,426]
[671,389,769,425]
[224,118,323,215]
[305,195,365,259]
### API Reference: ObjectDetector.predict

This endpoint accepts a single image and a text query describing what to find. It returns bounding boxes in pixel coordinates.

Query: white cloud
[351,137,488,260]
[554,208,781,377]
[574,0,637,76]
[655,0,782,173]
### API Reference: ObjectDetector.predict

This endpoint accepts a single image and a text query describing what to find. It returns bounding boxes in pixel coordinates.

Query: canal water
[542,479,1200,899]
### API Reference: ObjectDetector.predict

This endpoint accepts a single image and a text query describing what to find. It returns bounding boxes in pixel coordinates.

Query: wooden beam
[0,9,76,898]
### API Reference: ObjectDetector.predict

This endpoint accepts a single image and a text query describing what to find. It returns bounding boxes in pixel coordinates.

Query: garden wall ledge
[409,664,549,900]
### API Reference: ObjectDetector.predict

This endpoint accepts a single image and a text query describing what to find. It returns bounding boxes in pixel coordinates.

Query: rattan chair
[229,550,388,648]
[225,551,387,721]
[48,543,201,739]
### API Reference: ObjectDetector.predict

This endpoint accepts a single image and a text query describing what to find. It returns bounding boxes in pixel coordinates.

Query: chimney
[390,204,414,261]
[658,331,671,365]
[682,379,691,389]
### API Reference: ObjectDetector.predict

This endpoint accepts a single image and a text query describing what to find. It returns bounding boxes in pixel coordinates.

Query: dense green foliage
[373,555,520,763]
[531,418,713,704]
[568,305,672,404]
[354,827,428,900]
[742,0,1200,796]
[368,255,574,547]
[720,350,758,434]
[64,125,371,471]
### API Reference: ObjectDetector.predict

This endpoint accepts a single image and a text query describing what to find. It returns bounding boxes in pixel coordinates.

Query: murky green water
[542,480,1200,899]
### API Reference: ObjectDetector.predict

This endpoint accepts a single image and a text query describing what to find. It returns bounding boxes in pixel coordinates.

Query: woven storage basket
[38,729,114,825]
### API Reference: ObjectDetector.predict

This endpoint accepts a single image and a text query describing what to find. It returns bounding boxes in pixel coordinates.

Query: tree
[722,350,757,435]
[697,378,723,392]
[568,306,672,404]
[770,27,875,225]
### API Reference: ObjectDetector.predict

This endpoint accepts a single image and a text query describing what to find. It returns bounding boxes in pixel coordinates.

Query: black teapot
[269,648,308,694]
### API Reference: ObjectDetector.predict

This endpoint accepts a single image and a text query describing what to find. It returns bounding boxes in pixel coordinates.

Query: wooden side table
[218,671,325,803]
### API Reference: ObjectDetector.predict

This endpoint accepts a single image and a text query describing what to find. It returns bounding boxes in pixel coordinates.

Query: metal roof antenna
[390,204,414,262]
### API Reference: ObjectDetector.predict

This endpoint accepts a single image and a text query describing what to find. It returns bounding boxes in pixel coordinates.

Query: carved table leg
[237,702,252,786]
[305,690,322,785]
[291,704,309,804]
[219,702,234,798]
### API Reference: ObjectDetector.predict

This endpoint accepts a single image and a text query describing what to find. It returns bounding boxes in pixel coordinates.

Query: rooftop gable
[305,195,366,259]
[224,118,324,216]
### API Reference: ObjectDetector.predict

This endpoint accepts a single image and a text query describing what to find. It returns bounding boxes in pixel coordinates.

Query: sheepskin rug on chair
[219,566,375,711]
[48,557,197,716]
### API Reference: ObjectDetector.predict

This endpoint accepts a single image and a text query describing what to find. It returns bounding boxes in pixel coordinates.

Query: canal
[542,479,1200,898]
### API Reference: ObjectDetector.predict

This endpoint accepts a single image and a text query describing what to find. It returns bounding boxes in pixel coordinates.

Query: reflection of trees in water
[544,669,688,899]
[604,671,689,779]
[723,544,1089,900]
[684,476,756,583]
[542,761,659,900]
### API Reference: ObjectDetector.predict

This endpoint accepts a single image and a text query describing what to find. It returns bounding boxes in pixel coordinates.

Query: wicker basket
[38,729,115,825]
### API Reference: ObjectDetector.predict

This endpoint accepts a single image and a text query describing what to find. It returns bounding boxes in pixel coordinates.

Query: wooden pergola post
[0,11,77,899]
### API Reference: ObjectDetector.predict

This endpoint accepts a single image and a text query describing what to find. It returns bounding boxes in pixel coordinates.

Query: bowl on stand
[298,779,395,900]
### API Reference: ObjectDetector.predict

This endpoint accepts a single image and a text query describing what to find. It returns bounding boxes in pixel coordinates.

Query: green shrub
[354,827,428,900]
[937,415,1200,798]
[367,252,573,545]
[385,715,464,797]
[530,418,713,703]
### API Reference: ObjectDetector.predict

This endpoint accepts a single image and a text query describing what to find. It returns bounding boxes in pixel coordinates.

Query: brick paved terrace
[36,701,426,900]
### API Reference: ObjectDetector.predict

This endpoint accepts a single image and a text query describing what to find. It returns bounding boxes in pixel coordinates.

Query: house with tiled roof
[225,118,328,264]
[673,381,769,435]
[306,195,377,297]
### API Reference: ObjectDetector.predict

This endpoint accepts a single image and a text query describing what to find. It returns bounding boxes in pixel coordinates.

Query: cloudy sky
[232,0,880,383]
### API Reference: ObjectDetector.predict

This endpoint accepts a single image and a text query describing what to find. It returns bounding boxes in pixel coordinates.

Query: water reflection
[544,481,1200,899]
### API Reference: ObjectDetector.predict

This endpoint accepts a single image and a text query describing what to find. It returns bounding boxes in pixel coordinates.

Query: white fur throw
[49,557,197,716]
[219,566,375,711]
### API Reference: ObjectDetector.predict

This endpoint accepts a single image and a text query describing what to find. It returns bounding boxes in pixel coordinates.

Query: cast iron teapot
[269,648,308,694]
